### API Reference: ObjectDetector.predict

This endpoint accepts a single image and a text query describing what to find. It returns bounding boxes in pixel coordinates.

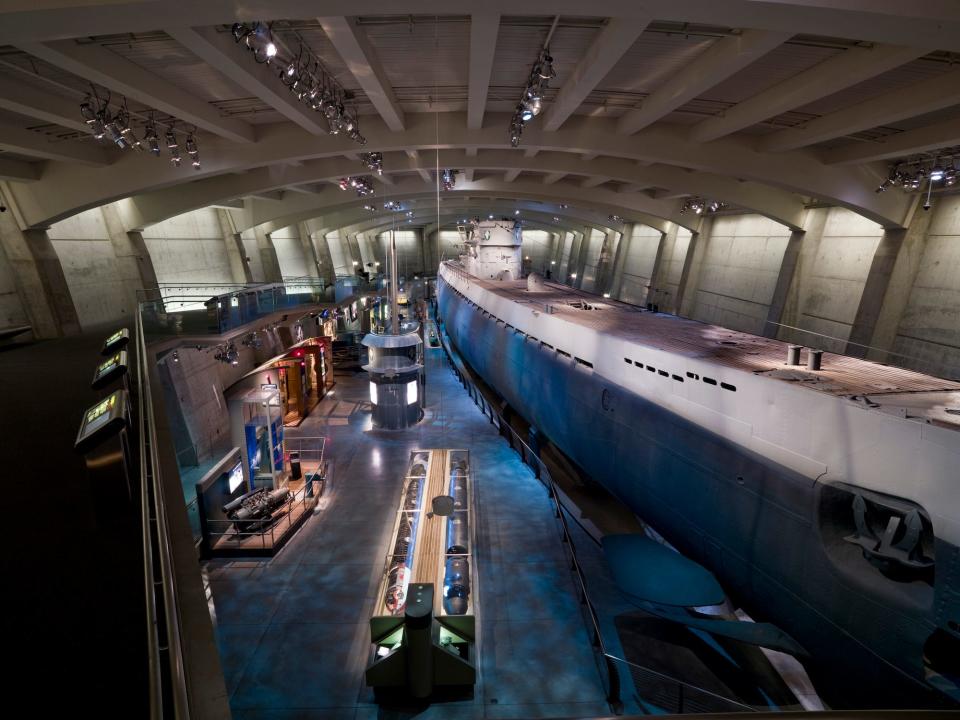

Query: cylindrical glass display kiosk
[362,322,424,429]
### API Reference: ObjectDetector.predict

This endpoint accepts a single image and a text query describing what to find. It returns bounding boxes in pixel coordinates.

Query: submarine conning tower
[457,219,523,281]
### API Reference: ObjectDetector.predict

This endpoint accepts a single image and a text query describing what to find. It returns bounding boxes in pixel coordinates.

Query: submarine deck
[442,262,960,430]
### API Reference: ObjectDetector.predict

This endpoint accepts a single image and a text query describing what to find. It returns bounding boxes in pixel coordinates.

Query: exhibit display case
[367,449,476,698]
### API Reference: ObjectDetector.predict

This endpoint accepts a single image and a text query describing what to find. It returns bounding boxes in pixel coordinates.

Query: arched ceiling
[1,1,957,235]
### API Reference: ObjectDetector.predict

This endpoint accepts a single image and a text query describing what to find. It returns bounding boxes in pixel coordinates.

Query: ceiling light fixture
[232,22,365,145]
[338,176,375,197]
[441,169,458,191]
[360,151,383,175]
[680,196,725,215]
[508,20,559,148]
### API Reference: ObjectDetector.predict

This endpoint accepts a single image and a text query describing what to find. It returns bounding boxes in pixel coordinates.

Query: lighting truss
[383,200,403,211]
[339,176,375,197]
[509,48,556,147]
[80,86,200,169]
[441,169,458,191]
[232,22,366,145]
[876,150,958,194]
[361,151,383,174]
[680,196,725,215]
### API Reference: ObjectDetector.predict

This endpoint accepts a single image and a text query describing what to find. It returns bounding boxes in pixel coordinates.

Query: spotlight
[441,169,458,191]
[172,350,179,363]
[166,127,181,166]
[144,121,160,156]
[930,163,945,182]
[185,134,200,169]
[361,151,383,174]
[608,214,623,223]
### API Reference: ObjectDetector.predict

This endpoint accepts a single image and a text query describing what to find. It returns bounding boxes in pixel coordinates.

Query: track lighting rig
[876,152,958,212]
[232,22,366,145]
[509,47,556,147]
[360,152,383,175]
[339,176,375,197]
[680,197,726,215]
[441,169,458,191]
[80,88,201,169]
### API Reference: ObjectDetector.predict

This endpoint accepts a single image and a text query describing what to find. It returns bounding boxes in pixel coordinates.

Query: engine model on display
[222,487,292,534]
[436,218,960,707]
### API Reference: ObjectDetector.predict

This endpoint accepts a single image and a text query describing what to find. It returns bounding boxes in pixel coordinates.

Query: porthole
[703,377,717,386]
[721,382,737,392]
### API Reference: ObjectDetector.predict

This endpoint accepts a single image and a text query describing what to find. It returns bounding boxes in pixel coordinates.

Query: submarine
[436,218,960,708]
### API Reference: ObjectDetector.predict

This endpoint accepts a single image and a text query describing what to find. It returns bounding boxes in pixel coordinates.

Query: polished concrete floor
[206,335,615,718]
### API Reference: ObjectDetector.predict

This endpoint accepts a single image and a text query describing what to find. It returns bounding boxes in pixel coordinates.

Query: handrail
[438,327,755,714]
[136,309,191,719]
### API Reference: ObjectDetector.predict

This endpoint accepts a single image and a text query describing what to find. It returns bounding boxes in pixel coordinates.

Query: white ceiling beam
[19,38,256,144]
[3,3,960,51]
[0,76,90,133]
[543,172,566,184]
[164,26,327,136]
[581,176,611,188]
[618,29,789,135]
[467,14,500,130]
[375,173,394,185]
[317,16,405,131]
[405,149,419,160]
[543,17,651,132]
[0,123,108,165]
[618,183,653,193]
[465,147,478,157]
[824,117,960,165]
[211,200,245,210]
[524,148,539,158]
[245,190,284,202]
[0,158,41,181]
[463,169,475,181]
[690,44,931,143]
[504,168,521,182]
[581,152,599,161]
[761,67,960,152]
[284,184,325,195]
[416,168,432,183]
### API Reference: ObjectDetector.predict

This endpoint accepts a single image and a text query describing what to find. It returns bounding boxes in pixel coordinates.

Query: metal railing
[202,479,322,552]
[138,276,383,338]
[136,310,191,719]
[438,329,756,715]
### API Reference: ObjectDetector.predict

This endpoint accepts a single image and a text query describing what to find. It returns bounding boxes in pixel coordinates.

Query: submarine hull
[438,272,958,708]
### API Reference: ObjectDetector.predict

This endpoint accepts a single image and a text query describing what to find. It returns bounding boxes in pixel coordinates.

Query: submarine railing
[438,327,756,714]
[135,310,192,719]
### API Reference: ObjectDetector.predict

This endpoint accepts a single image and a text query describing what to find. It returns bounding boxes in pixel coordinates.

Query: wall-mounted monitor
[101,328,130,356]
[75,389,128,454]
[91,349,129,390]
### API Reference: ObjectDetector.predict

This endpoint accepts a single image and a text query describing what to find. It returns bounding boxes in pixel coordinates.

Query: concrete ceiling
[1,1,958,234]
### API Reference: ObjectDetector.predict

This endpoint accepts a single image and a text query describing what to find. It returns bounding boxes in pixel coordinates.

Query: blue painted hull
[438,274,958,708]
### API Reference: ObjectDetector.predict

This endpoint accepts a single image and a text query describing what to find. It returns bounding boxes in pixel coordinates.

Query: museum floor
[204,333,618,719]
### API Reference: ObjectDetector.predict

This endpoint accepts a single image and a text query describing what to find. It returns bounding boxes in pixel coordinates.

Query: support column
[847,197,926,359]
[862,198,933,363]
[609,223,633,299]
[763,228,806,339]
[309,225,336,285]
[677,217,711,318]
[101,204,158,311]
[595,229,619,295]
[296,222,321,280]
[0,207,80,337]
[777,208,828,345]
[255,227,282,283]
[216,209,252,283]
[574,226,592,289]
[647,225,675,310]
